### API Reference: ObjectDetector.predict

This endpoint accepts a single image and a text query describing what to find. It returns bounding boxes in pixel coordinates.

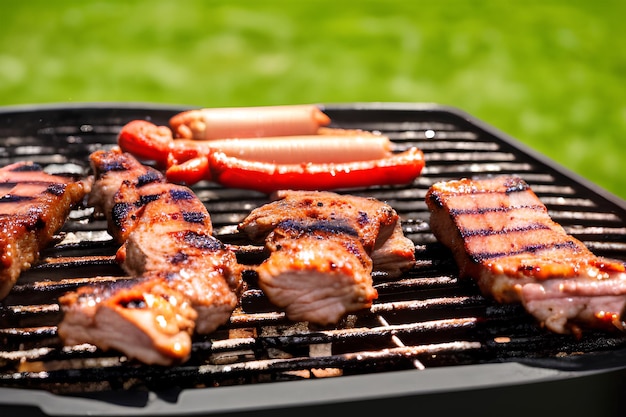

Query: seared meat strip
[239,190,416,278]
[256,219,378,324]
[0,161,91,300]
[426,175,626,335]
[104,147,242,301]
[121,224,242,334]
[111,171,243,334]
[114,182,214,273]
[87,149,164,232]
[119,227,242,335]
[59,149,243,364]
[239,190,414,324]
[58,273,197,366]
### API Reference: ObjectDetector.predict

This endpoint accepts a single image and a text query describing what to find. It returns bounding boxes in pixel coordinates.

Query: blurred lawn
[1,0,625,198]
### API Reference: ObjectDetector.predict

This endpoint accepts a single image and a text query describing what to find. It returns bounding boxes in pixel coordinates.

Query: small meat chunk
[87,148,163,225]
[256,219,378,324]
[58,274,197,366]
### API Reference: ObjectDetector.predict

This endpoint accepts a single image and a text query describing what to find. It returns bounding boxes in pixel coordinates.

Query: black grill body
[0,103,625,416]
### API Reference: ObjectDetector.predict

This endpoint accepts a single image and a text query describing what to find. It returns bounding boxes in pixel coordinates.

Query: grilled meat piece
[114,182,214,273]
[58,274,197,365]
[88,148,165,240]
[121,221,242,334]
[369,222,417,279]
[112,175,243,334]
[426,175,626,334]
[0,161,91,300]
[256,219,378,324]
[239,190,414,324]
[59,149,244,364]
[100,147,243,295]
[239,190,416,278]
[120,227,242,334]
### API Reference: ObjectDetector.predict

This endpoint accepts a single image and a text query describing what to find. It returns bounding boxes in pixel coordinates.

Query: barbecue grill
[0,102,625,417]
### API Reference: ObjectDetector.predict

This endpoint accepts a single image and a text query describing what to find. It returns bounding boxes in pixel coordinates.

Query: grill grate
[1,103,626,409]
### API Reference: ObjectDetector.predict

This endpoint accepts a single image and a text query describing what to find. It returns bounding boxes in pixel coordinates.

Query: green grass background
[1,0,625,199]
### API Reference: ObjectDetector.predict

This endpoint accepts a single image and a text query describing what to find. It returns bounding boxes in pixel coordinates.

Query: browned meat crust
[257,219,378,324]
[239,190,415,325]
[0,161,91,300]
[58,149,243,365]
[58,274,197,366]
[425,175,626,335]
[240,189,416,278]
[87,149,162,224]
[113,182,214,274]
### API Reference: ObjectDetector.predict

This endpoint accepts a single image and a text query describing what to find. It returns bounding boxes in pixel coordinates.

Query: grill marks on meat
[0,161,91,300]
[114,182,213,273]
[58,149,243,365]
[239,190,415,325]
[257,220,377,324]
[87,150,163,231]
[426,175,626,335]
[114,181,242,335]
[240,190,416,278]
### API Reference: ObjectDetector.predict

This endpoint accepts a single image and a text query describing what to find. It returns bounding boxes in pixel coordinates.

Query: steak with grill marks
[58,149,244,364]
[239,190,415,325]
[0,161,91,300]
[113,182,214,274]
[425,175,626,335]
[108,168,243,334]
[87,149,164,232]
[256,219,378,324]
